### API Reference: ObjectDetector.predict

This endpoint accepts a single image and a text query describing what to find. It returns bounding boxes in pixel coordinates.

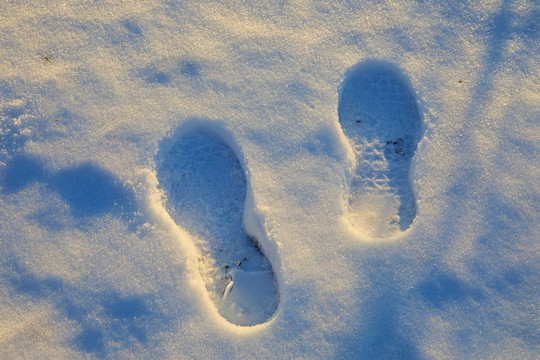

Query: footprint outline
[154,118,280,327]
[338,60,424,239]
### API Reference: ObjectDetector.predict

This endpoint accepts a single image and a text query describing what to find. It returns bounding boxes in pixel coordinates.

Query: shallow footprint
[156,122,278,326]
[338,60,423,238]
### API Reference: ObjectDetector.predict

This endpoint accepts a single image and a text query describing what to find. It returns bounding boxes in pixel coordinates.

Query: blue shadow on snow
[418,270,484,308]
[51,162,134,218]
[5,258,170,358]
[136,59,203,86]
[1,154,46,194]
[1,154,137,225]
[334,255,423,360]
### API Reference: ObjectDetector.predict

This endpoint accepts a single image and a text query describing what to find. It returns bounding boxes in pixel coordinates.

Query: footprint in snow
[155,120,278,326]
[338,60,423,238]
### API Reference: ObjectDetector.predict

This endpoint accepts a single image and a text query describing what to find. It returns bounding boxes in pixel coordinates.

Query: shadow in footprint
[156,119,278,326]
[338,60,423,238]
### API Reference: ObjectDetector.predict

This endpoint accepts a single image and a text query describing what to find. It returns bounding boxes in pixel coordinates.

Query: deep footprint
[338,60,423,238]
[156,122,278,326]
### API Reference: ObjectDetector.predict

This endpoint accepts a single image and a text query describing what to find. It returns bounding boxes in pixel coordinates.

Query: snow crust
[1,1,538,359]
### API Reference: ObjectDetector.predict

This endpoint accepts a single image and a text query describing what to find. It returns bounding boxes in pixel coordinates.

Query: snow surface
[0,1,538,359]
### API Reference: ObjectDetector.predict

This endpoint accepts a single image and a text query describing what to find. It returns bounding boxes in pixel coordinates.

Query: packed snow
[0,1,538,359]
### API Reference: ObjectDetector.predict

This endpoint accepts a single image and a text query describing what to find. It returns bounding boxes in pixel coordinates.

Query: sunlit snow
[1,1,538,359]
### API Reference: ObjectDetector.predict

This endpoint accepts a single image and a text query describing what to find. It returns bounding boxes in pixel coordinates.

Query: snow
[1,1,538,359]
